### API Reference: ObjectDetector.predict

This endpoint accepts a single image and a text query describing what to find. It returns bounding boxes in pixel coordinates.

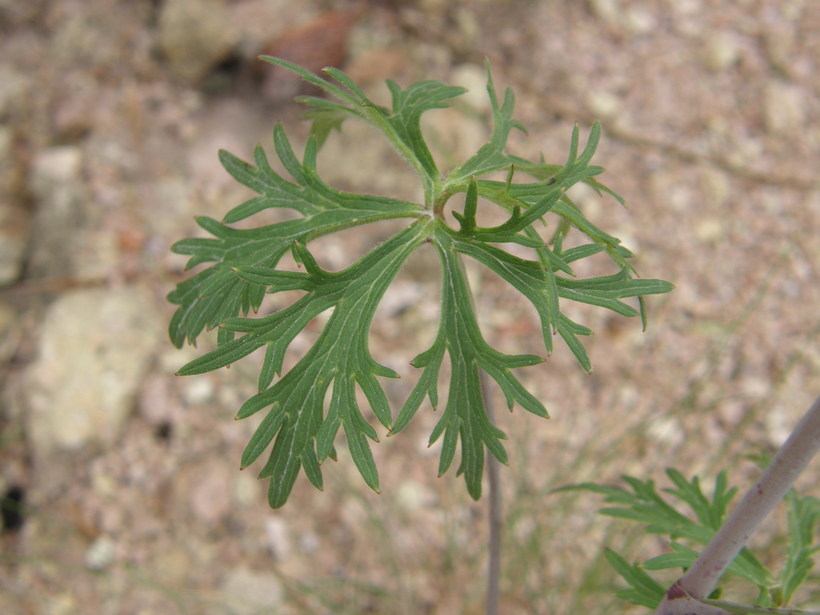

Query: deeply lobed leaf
[169,58,674,507]
[563,469,813,610]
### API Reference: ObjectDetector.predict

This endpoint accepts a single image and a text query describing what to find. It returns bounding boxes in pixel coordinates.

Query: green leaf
[604,548,665,609]
[169,58,674,507]
[219,223,427,506]
[780,491,819,605]
[446,59,526,184]
[451,236,557,352]
[393,228,547,499]
[644,543,772,588]
[384,78,466,182]
[664,468,735,531]
[168,125,423,347]
[563,469,813,611]
[301,101,349,148]
[263,56,464,205]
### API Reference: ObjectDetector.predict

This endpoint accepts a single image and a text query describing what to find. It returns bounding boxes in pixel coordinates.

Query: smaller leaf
[291,241,324,277]
[260,56,358,106]
[556,315,593,372]
[780,491,819,604]
[301,444,324,490]
[302,104,348,147]
[643,549,697,571]
[604,548,665,609]
[455,178,479,234]
[344,422,381,494]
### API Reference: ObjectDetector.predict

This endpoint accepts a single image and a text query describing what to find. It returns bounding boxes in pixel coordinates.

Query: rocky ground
[0,1,817,614]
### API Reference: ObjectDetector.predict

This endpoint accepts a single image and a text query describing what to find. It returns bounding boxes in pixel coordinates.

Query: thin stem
[481,370,502,615]
[656,397,820,615]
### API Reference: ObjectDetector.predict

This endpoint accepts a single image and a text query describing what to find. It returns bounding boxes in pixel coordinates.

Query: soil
[0,1,817,614]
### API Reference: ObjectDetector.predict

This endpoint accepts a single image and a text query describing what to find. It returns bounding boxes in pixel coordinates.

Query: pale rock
[450,63,491,113]
[396,480,435,511]
[613,228,639,254]
[740,375,769,399]
[623,7,657,34]
[27,145,113,280]
[763,81,806,134]
[158,0,236,83]
[264,515,291,560]
[180,376,215,406]
[24,287,162,459]
[695,218,726,244]
[220,567,284,615]
[85,534,116,571]
[586,90,622,120]
[29,145,83,193]
[589,0,621,24]
[232,472,261,508]
[765,405,794,446]
[702,32,742,72]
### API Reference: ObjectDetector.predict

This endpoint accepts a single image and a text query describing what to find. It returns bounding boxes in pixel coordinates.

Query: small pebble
[264,515,291,560]
[702,32,742,72]
[85,535,116,571]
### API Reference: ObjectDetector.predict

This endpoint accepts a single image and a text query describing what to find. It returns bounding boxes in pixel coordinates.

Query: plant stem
[656,396,820,615]
[481,370,502,615]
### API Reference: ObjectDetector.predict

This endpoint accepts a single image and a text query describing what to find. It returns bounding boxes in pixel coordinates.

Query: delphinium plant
[562,397,819,615]
[165,57,820,614]
[168,57,673,507]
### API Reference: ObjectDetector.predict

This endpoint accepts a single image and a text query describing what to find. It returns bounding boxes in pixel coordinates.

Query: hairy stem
[656,396,820,615]
[481,370,502,615]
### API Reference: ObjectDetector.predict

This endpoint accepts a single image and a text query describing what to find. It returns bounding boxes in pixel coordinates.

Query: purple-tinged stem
[656,397,820,615]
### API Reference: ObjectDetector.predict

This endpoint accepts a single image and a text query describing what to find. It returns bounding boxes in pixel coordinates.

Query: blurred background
[0,0,817,613]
